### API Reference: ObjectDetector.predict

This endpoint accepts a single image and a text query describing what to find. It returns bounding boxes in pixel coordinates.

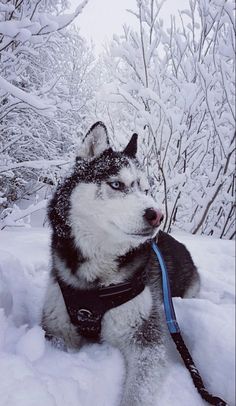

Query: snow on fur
[0,228,234,406]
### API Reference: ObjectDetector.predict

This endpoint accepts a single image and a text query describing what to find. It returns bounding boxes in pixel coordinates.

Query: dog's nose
[144,208,164,227]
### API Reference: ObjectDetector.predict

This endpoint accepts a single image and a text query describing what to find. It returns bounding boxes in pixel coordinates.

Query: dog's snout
[144,208,164,227]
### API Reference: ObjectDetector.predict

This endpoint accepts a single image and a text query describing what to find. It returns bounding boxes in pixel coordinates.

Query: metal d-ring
[77,308,93,321]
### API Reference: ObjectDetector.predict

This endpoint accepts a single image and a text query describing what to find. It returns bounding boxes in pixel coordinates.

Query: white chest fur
[101,286,153,347]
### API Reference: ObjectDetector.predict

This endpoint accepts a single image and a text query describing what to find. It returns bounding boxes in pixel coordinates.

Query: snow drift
[0,228,234,406]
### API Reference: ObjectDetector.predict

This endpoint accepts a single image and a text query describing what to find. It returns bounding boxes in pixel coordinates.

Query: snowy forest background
[0,0,235,239]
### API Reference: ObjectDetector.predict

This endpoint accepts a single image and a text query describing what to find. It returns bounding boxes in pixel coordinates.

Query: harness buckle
[76,307,103,339]
[77,308,93,321]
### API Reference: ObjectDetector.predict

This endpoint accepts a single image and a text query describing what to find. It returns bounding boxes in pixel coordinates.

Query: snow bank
[0,228,234,405]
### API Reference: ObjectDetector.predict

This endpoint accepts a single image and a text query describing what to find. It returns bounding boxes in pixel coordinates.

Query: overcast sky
[71,0,189,53]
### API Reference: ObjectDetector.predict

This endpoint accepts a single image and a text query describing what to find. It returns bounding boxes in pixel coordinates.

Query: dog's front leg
[120,340,166,406]
[102,288,167,406]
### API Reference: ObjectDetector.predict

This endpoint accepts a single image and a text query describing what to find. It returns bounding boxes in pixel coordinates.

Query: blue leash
[152,241,228,406]
[152,242,180,334]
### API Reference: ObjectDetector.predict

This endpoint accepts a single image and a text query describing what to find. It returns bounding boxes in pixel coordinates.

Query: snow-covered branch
[0,159,69,173]
[0,199,48,230]
[0,75,55,116]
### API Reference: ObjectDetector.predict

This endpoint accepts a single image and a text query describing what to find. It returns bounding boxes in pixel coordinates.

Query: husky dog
[42,122,200,406]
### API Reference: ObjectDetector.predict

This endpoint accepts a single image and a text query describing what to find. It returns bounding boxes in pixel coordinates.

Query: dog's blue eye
[108,181,125,190]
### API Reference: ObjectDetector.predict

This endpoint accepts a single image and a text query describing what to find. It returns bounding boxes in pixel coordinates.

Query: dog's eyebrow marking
[118,162,138,187]
[139,174,149,191]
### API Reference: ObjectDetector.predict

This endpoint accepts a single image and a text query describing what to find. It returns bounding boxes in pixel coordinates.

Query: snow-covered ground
[0,228,235,406]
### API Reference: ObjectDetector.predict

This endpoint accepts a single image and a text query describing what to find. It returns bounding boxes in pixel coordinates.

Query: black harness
[58,270,146,340]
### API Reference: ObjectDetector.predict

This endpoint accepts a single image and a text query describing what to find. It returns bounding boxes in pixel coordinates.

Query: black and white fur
[42,122,200,406]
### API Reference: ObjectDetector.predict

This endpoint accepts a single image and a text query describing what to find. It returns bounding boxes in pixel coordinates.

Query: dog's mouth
[110,222,155,238]
[127,229,154,237]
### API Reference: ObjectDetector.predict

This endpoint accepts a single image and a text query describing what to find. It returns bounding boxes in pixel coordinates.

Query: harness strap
[151,241,228,406]
[58,271,146,340]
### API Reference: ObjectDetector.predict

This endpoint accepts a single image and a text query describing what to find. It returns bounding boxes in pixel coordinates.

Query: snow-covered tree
[0,0,97,227]
[101,0,235,239]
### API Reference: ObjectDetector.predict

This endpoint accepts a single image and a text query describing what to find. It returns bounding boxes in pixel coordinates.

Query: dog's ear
[79,122,109,159]
[123,133,138,158]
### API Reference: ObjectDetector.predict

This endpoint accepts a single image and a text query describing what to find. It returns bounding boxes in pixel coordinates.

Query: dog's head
[70,122,163,256]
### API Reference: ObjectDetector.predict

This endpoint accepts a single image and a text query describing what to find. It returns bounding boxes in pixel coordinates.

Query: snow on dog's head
[70,122,163,256]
